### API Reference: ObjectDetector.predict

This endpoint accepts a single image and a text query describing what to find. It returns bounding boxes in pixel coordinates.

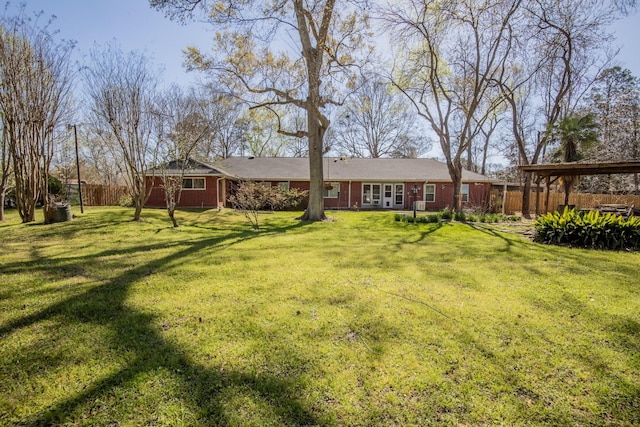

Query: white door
[383,184,394,208]
[394,184,404,208]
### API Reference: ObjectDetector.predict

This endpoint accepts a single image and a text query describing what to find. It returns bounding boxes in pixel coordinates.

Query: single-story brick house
[145,157,496,211]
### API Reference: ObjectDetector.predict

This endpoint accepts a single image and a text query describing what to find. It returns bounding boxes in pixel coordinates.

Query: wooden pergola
[519,161,640,215]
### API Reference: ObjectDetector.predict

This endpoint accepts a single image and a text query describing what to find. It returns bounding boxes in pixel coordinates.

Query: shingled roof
[152,159,225,176]
[154,157,495,182]
[215,157,495,182]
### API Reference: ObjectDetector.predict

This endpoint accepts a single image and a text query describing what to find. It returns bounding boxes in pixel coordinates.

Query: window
[278,182,289,191]
[461,184,469,202]
[384,185,392,199]
[424,184,435,202]
[394,184,404,205]
[362,183,381,205]
[182,177,205,190]
[372,184,381,204]
[363,184,372,204]
[323,182,340,198]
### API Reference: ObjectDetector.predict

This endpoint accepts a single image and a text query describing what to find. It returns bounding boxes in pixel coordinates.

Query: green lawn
[0,207,638,426]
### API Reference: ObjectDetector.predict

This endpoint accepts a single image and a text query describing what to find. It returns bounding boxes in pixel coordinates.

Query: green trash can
[55,204,72,222]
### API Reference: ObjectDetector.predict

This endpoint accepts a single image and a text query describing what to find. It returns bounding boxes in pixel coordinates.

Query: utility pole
[69,124,84,213]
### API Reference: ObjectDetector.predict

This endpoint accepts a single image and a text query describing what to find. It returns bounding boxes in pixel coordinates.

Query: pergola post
[535,175,541,216]
[545,175,551,214]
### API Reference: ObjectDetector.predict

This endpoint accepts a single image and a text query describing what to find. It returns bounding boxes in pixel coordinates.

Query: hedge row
[534,208,640,250]
[394,210,520,224]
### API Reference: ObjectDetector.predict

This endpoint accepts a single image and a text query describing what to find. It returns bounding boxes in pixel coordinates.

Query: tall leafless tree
[0,9,73,223]
[0,119,12,221]
[386,0,519,211]
[188,86,245,161]
[329,78,430,159]
[84,43,159,221]
[583,66,640,193]
[155,85,212,227]
[80,128,123,186]
[498,0,620,216]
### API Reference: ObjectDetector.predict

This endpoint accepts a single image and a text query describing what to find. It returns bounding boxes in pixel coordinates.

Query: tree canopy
[151,0,372,221]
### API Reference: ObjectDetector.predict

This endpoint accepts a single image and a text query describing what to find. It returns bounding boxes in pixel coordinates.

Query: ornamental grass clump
[534,207,640,250]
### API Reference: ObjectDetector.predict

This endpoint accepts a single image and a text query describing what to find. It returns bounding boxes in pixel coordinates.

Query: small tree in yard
[84,43,159,222]
[156,86,212,227]
[229,181,307,230]
[159,174,183,228]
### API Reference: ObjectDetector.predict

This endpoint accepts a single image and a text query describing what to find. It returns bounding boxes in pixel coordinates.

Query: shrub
[118,194,134,207]
[229,181,309,229]
[486,214,502,223]
[394,210,521,225]
[440,208,453,220]
[47,175,66,197]
[425,214,440,223]
[534,208,640,250]
[453,211,466,221]
[270,187,308,211]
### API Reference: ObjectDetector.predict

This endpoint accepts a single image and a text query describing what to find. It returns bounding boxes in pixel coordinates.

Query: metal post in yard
[71,124,84,213]
[412,184,419,218]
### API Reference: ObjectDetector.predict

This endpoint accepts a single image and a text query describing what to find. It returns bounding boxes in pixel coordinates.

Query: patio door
[383,184,394,208]
[395,184,404,208]
[363,183,382,207]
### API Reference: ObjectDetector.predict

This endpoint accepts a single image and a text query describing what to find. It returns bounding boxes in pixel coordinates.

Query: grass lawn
[0,207,638,426]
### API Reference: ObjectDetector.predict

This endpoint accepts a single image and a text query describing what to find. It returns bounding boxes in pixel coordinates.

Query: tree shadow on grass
[1,222,322,426]
[461,222,520,252]
[445,321,639,425]
[397,222,444,246]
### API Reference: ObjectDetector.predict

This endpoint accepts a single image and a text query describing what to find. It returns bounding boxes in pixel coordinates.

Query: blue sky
[16,0,640,88]
[18,0,212,86]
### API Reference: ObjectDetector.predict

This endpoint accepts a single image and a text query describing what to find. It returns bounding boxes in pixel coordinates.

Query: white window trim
[324,182,340,198]
[182,177,206,190]
[461,184,469,203]
[278,181,290,191]
[424,184,436,203]
[394,184,404,206]
[362,183,381,206]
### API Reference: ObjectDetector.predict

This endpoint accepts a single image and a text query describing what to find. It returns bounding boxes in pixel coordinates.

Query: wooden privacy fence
[82,184,129,206]
[503,191,640,215]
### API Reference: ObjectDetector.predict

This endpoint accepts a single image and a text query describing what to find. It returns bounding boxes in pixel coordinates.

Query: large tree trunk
[563,176,575,206]
[133,200,143,222]
[300,110,326,222]
[446,159,463,212]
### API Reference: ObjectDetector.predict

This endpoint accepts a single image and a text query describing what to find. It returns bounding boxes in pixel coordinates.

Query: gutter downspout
[348,180,352,208]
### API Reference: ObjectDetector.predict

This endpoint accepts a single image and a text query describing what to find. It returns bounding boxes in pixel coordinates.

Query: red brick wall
[146,176,220,208]
[424,182,492,210]
[146,177,492,211]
